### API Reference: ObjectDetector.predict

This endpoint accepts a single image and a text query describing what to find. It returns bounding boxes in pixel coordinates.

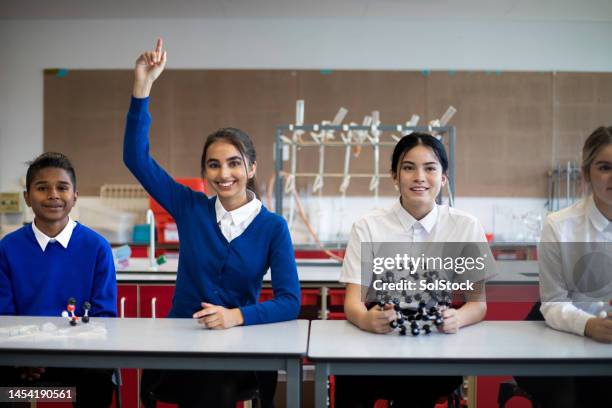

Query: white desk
[0,316,309,408]
[308,320,612,408]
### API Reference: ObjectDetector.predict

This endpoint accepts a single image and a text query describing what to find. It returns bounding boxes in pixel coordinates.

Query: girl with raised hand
[125,38,300,408]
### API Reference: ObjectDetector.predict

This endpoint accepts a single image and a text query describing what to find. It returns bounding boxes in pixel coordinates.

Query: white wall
[1,17,612,193]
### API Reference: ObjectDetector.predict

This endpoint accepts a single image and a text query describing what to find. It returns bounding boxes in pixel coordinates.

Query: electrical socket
[0,192,21,213]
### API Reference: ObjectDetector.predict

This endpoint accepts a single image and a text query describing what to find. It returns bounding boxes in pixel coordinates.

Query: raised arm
[123,39,196,218]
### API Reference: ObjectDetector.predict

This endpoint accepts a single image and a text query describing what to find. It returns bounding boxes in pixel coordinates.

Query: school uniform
[539,194,612,333]
[337,201,493,408]
[124,96,300,323]
[124,96,300,408]
[0,219,117,317]
[0,219,117,408]
[516,195,612,407]
[341,202,489,276]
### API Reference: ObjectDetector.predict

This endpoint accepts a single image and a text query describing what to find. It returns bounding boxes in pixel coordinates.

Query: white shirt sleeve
[339,219,370,285]
[539,217,594,336]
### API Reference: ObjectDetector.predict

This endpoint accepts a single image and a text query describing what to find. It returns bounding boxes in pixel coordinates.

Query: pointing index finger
[156,38,163,53]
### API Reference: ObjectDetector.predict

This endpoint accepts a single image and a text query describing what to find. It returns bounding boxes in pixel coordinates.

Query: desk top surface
[0,316,309,357]
[308,320,612,361]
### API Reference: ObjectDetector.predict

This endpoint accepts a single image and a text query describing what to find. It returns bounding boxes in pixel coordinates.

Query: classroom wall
[2,17,612,193]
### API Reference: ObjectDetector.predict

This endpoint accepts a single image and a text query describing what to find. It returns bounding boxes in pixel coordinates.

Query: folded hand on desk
[585,313,612,343]
[193,302,244,329]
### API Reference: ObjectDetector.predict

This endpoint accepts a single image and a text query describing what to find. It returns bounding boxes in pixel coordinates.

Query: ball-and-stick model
[61,298,91,326]
[375,270,452,336]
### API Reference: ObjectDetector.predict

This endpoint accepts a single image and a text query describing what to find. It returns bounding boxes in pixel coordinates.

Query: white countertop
[308,320,612,361]
[116,259,538,284]
[0,316,309,357]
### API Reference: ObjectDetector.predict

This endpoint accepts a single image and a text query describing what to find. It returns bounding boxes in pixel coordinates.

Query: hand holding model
[360,303,396,334]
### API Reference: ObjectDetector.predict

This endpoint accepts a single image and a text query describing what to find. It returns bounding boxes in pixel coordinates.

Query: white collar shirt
[31,218,77,252]
[539,195,612,336]
[340,200,491,285]
[393,201,438,242]
[586,195,612,235]
[214,190,262,242]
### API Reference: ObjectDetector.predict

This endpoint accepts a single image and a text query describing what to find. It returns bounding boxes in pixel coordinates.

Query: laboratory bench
[112,259,540,408]
[4,312,610,408]
[0,317,309,408]
[1,257,573,408]
[120,242,539,261]
[115,259,539,323]
[308,320,612,408]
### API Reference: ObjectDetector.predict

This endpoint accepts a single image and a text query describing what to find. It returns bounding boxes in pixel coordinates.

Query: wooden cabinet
[327,289,346,320]
[139,285,175,319]
[118,284,138,319]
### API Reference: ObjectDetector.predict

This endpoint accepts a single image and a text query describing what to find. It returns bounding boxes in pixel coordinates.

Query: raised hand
[133,38,167,98]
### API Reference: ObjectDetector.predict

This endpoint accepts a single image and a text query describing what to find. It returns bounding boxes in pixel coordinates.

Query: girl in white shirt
[517,126,612,407]
[336,133,492,408]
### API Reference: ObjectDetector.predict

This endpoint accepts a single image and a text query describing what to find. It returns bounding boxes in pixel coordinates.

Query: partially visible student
[0,152,117,408]
[516,126,612,407]
[337,134,493,407]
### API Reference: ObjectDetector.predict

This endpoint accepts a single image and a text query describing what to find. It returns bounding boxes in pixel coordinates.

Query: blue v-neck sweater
[0,223,117,317]
[124,97,300,324]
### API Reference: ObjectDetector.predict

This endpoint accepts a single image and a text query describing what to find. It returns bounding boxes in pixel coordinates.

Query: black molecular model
[376,270,452,336]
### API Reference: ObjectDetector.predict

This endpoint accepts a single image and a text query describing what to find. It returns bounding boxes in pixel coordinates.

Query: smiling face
[393,144,447,220]
[24,167,77,232]
[203,141,256,211]
[587,144,612,219]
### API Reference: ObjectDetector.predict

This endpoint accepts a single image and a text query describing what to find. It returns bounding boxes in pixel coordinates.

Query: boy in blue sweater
[0,152,117,408]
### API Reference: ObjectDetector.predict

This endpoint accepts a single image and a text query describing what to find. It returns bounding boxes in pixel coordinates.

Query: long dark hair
[391,133,449,177]
[201,128,259,198]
